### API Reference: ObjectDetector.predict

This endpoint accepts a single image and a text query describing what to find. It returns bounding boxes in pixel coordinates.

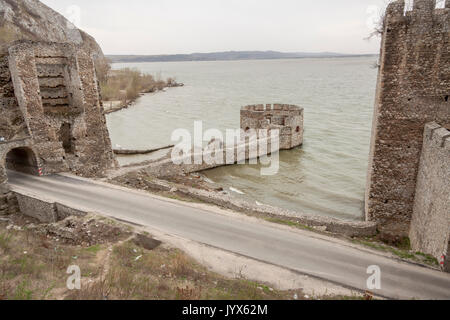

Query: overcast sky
[41,0,392,55]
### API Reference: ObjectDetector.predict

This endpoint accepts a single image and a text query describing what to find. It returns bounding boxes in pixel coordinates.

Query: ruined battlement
[424,122,450,148]
[387,0,450,16]
[241,104,302,113]
[365,0,450,235]
[380,0,450,99]
[240,104,304,150]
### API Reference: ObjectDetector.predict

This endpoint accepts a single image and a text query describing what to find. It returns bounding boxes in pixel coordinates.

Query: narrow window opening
[60,123,74,154]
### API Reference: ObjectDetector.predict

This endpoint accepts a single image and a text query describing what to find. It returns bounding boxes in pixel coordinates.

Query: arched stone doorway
[4,147,40,176]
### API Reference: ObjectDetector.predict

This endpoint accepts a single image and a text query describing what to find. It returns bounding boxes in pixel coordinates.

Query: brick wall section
[409,122,450,271]
[366,0,450,234]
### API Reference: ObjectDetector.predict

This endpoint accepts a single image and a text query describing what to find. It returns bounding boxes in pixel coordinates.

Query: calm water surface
[107,57,378,221]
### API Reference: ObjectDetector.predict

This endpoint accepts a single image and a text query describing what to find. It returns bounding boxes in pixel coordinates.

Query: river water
[106,57,378,221]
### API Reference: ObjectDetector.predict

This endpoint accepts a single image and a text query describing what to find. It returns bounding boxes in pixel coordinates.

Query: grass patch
[352,239,438,267]
[85,245,102,255]
[265,218,315,232]
[0,223,103,300]
[163,193,204,204]
[415,252,439,266]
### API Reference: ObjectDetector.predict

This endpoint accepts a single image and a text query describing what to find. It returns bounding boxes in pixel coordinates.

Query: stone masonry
[0,40,117,215]
[409,122,450,271]
[137,104,304,178]
[241,104,304,150]
[366,0,450,236]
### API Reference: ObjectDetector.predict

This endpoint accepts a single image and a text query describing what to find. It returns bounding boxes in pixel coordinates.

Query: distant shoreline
[107,51,378,64]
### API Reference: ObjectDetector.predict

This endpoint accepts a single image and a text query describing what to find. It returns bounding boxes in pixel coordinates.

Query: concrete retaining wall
[15,193,58,223]
[13,191,87,223]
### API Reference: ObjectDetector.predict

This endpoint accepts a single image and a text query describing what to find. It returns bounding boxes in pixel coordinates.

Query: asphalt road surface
[7,170,450,300]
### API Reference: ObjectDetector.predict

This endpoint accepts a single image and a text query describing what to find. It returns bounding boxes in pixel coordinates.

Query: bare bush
[100,67,178,102]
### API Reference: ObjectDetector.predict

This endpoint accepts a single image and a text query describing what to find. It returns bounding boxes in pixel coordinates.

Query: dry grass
[0,220,298,300]
[100,68,174,102]
[0,226,98,300]
[67,240,298,300]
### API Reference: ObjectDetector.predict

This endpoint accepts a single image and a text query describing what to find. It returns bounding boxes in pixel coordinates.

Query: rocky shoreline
[109,170,378,238]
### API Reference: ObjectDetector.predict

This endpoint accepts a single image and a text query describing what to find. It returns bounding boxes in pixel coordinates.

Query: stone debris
[29,215,132,247]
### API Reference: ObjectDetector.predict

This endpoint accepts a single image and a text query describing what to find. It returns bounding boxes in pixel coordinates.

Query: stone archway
[4,147,40,176]
[0,141,40,216]
[0,139,41,178]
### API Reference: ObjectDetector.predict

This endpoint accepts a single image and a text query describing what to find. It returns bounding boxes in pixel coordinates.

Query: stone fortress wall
[241,104,304,150]
[365,0,450,236]
[0,41,117,216]
[409,122,450,271]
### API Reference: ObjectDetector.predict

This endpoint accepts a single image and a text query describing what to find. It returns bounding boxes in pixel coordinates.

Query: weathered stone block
[15,193,58,223]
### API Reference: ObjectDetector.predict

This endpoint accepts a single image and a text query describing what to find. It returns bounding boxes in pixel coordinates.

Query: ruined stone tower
[240,104,304,150]
[0,41,117,212]
[366,0,450,236]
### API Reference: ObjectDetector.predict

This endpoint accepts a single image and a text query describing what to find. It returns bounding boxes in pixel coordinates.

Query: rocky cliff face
[0,0,104,62]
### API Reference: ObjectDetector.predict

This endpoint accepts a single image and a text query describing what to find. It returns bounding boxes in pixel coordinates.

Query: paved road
[7,171,450,300]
